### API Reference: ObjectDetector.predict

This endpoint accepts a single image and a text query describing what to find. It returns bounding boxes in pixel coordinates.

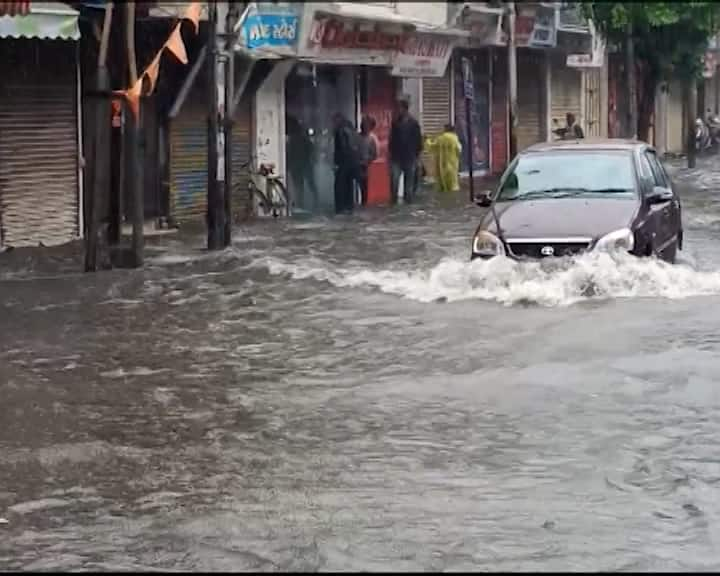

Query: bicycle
[240,158,290,218]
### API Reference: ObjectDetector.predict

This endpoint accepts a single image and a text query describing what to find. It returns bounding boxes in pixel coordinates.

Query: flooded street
[4,157,720,571]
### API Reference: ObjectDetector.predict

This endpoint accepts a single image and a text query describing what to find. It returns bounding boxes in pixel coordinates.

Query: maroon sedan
[471,139,683,263]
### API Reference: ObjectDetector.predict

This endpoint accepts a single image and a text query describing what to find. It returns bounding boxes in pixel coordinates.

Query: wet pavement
[3,157,720,570]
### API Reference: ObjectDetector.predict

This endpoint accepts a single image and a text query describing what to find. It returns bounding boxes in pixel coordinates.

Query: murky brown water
[3,157,720,571]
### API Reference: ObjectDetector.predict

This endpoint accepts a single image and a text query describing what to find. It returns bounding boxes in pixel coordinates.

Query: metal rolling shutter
[516,50,544,151]
[550,53,582,133]
[0,81,78,248]
[169,99,207,223]
[421,69,451,179]
[230,96,252,222]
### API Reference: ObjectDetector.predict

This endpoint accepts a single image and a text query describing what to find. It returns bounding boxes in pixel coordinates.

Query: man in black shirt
[389,98,423,204]
[333,112,360,214]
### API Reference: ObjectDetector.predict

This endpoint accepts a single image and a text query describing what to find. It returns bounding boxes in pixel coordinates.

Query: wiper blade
[589,187,634,194]
[511,187,633,200]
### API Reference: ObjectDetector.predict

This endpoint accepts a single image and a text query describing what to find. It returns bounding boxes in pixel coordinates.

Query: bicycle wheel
[248,181,272,216]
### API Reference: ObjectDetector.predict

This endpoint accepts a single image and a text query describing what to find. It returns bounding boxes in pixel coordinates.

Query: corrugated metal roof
[0,1,79,40]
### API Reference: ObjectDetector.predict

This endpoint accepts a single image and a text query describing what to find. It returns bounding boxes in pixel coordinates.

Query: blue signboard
[242,12,299,50]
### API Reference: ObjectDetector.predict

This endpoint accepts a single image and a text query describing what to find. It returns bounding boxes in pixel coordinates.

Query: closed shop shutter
[420,68,451,179]
[169,96,207,223]
[230,96,252,222]
[170,88,252,224]
[667,79,684,154]
[0,47,78,248]
[550,53,582,135]
[517,50,544,151]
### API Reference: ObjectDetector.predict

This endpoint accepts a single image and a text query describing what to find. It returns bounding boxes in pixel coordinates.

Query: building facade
[0,2,83,249]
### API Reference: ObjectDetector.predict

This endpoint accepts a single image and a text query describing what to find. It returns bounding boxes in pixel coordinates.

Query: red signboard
[310,17,404,51]
[0,1,30,16]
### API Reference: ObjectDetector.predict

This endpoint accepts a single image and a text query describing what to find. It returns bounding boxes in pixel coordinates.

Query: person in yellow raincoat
[429,124,462,193]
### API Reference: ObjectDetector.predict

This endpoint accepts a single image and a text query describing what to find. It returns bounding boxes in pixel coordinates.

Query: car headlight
[472,230,506,257]
[594,228,635,253]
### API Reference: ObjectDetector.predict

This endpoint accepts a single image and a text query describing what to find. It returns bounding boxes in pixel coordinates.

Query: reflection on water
[2,157,720,570]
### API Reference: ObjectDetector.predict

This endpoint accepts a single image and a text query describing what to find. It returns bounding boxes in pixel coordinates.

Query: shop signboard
[391,34,452,78]
[462,56,474,101]
[515,3,556,48]
[239,2,299,54]
[567,29,605,68]
[306,16,399,65]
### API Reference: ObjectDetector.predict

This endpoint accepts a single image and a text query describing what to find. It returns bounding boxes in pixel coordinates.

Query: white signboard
[391,35,452,78]
[567,30,605,68]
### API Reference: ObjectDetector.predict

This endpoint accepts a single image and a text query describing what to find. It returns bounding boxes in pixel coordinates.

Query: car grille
[507,241,591,259]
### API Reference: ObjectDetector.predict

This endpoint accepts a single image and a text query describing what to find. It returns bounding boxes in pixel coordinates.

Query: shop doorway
[360,67,396,205]
[285,64,355,214]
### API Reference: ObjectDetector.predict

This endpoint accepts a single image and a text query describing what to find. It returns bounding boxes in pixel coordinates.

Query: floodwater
[3,157,720,571]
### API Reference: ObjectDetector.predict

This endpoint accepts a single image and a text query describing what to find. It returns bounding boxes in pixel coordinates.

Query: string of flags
[115,2,201,122]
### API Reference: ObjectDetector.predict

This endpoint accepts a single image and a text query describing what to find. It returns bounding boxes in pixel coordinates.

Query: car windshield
[497,151,637,202]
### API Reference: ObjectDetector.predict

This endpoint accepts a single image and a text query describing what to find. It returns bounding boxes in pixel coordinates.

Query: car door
[656,154,683,247]
[645,150,679,254]
[635,151,663,254]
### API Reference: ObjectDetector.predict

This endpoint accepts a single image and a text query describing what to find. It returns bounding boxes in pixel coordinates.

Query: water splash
[249,252,720,307]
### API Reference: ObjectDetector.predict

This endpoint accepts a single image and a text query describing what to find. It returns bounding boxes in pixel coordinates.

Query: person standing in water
[332,112,360,214]
[389,98,423,204]
[432,124,462,194]
[358,115,379,206]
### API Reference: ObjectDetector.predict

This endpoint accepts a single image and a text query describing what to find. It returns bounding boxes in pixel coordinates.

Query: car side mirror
[474,191,493,207]
[646,186,673,205]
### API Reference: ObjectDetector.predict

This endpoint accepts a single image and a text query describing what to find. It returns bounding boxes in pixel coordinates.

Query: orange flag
[165,22,188,65]
[143,52,162,95]
[184,2,201,34]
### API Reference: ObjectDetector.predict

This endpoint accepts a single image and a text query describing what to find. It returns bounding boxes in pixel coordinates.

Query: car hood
[479,197,639,240]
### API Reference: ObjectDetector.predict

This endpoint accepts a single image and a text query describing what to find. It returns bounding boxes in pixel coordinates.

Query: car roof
[522,138,651,154]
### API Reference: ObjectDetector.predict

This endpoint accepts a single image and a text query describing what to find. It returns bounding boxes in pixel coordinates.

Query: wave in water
[249,252,720,307]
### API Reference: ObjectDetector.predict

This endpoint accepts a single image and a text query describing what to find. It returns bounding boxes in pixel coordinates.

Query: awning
[0,1,80,40]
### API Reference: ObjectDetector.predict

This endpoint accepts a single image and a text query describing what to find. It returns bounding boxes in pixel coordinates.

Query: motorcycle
[706,112,720,148]
[696,118,712,152]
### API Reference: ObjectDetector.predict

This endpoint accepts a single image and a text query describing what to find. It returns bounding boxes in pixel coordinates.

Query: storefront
[285,62,356,214]
[453,49,491,175]
[420,67,452,181]
[451,4,506,174]
[168,64,253,224]
[490,47,508,175]
[0,3,82,248]
[287,11,455,211]
[514,3,555,151]
[550,51,582,137]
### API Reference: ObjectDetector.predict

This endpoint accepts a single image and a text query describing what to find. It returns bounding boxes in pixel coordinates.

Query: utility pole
[686,77,697,168]
[207,0,223,250]
[223,4,237,247]
[85,1,113,272]
[625,22,638,139]
[507,2,518,161]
